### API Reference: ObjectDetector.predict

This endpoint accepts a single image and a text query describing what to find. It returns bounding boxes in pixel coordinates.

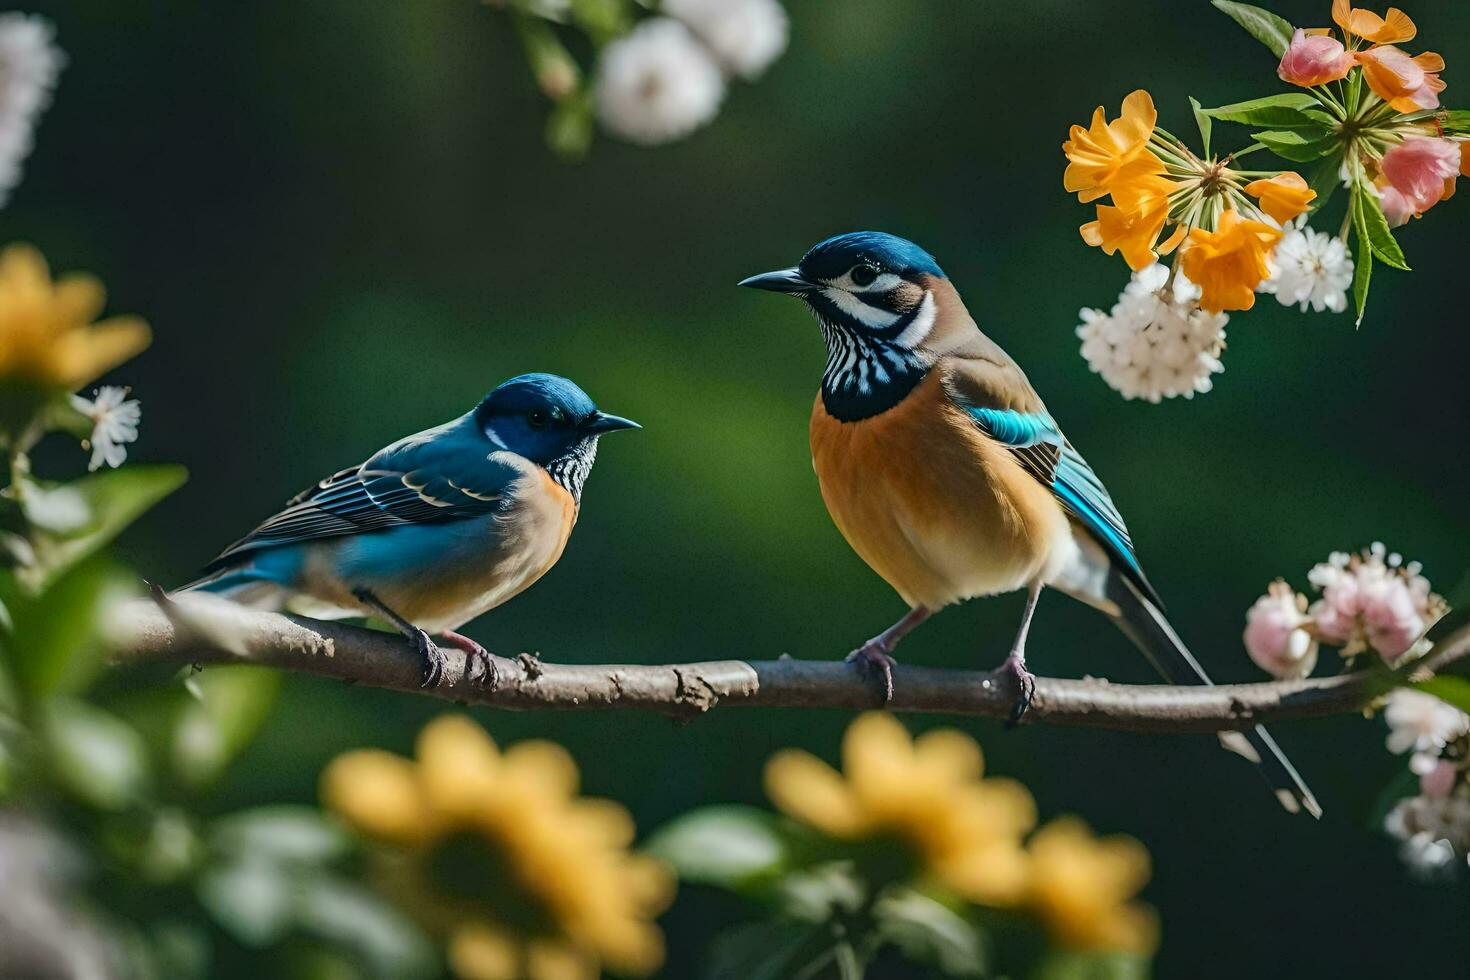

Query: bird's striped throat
[810,290,937,422]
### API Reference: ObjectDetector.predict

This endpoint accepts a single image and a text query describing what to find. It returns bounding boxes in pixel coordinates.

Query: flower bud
[1277,29,1353,87]
[1243,581,1317,679]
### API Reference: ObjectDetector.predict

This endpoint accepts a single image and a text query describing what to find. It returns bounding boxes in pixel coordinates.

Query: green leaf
[1189,97,1211,157]
[646,805,789,891]
[1033,949,1153,980]
[1251,129,1337,163]
[1203,93,1333,129]
[874,889,988,977]
[702,921,826,980]
[4,555,131,700]
[834,941,863,980]
[197,857,295,946]
[546,90,594,162]
[1306,154,1343,212]
[172,665,282,789]
[1351,188,1374,325]
[209,806,350,866]
[1211,0,1296,56]
[38,696,151,810]
[1414,676,1470,715]
[22,464,186,593]
[296,876,438,979]
[1437,109,1470,135]
[1355,185,1410,271]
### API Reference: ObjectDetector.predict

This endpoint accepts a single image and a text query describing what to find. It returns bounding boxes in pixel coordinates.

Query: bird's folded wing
[207,424,519,567]
[944,359,1157,601]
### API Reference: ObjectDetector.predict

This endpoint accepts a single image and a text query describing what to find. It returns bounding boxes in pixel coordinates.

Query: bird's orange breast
[809,371,1070,609]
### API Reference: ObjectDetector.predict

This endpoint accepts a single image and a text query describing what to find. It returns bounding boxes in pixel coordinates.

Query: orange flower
[1355,46,1445,112]
[1179,210,1282,312]
[1331,0,1415,44]
[1461,141,1470,178]
[1244,172,1317,224]
[1079,174,1181,271]
[1063,90,1164,204]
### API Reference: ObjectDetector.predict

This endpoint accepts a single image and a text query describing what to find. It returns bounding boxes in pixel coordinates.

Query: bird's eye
[850,265,878,288]
[527,409,549,430]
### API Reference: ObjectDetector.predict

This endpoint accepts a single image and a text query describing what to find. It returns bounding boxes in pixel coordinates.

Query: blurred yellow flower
[1179,209,1283,312]
[0,244,150,392]
[1062,90,1165,205]
[321,715,673,980]
[1244,172,1317,225]
[1026,817,1158,955]
[764,712,1035,906]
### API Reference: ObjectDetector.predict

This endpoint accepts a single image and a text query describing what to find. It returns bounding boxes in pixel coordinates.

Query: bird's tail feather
[1104,571,1321,819]
[177,568,288,610]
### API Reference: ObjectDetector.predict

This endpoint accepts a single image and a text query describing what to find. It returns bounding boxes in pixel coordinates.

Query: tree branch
[107,595,1470,734]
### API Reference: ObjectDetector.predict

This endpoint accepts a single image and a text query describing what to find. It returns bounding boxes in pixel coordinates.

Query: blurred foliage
[2,0,1469,977]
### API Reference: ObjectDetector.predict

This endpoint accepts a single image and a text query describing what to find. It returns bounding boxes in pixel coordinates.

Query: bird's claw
[413,629,448,689]
[440,631,499,689]
[991,654,1036,727]
[846,641,898,703]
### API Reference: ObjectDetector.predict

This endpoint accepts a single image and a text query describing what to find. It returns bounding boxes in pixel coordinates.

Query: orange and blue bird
[183,374,639,688]
[741,231,1319,817]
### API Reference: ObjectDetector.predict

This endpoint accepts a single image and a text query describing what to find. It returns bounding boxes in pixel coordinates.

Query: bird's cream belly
[288,471,577,633]
[810,378,1073,610]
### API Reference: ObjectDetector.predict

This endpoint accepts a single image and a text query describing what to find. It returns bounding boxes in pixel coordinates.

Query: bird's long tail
[1104,571,1321,819]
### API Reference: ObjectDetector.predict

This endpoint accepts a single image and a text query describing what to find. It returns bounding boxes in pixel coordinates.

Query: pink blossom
[1376,137,1461,226]
[1420,759,1460,798]
[1243,581,1317,679]
[1277,29,1354,87]
[1306,544,1443,662]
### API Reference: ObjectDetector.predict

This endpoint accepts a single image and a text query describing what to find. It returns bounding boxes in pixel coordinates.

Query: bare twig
[106,595,1470,734]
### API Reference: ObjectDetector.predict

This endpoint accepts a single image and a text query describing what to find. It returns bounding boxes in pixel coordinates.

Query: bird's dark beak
[582,411,640,435]
[737,267,814,295]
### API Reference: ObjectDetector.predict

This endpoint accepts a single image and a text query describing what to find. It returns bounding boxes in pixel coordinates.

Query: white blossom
[1243,581,1317,679]
[594,18,725,146]
[665,0,789,80]
[1308,542,1444,661]
[1385,790,1470,876]
[1260,223,1352,313]
[1383,689,1469,776]
[71,385,141,471]
[0,13,63,207]
[1076,263,1227,403]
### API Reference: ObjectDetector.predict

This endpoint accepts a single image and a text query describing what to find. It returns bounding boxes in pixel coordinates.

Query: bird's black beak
[737,267,814,295]
[581,411,641,435]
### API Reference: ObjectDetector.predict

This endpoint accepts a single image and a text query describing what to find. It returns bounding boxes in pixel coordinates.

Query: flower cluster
[1076,262,1227,402]
[489,0,788,156]
[764,712,1158,955]
[322,715,674,980]
[1065,1,1467,400]
[0,13,64,208]
[1242,543,1446,678]
[1380,689,1470,875]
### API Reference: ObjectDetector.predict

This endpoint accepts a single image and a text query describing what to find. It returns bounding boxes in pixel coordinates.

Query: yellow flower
[321,716,674,980]
[1179,209,1283,312]
[1080,173,1185,272]
[1244,172,1317,225]
[1062,90,1165,205]
[764,712,1035,906]
[1331,0,1415,45]
[0,244,150,391]
[1026,817,1158,955]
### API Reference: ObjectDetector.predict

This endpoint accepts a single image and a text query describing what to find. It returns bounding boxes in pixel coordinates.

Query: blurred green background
[12,0,1470,975]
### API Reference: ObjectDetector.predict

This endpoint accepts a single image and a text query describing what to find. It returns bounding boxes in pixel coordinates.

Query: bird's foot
[989,653,1036,727]
[846,640,898,703]
[440,630,498,689]
[412,628,448,689]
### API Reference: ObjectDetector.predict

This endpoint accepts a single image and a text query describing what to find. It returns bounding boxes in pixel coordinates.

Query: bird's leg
[352,588,447,689]
[991,580,1043,725]
[439,630,498,689]
[845,606,931,702]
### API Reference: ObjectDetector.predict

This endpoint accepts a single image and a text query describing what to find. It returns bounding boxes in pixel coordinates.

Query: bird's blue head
[474,373,638,496]
[739,232,948,421]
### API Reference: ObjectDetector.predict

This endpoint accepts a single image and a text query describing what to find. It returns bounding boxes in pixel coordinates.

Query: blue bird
[184,374,639,687]
[741,231,1319,817]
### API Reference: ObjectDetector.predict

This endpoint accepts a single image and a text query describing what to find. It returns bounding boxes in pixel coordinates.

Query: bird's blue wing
[963,406,1156,600]
[207,418,521,568]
